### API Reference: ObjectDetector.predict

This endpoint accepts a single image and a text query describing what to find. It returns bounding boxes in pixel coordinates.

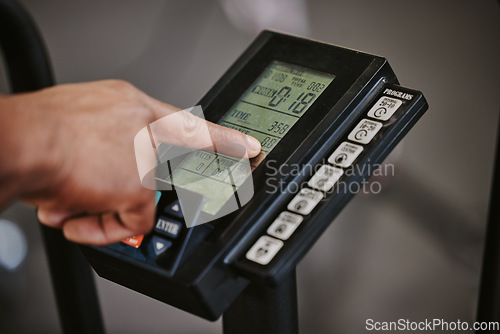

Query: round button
[374,107,387,117]
[335,153,347,164]
[294,200,308,211]
[355,129,368,140]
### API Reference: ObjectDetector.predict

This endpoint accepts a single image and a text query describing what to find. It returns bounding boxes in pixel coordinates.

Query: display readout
[169,61,335,215]
[221,61,335,152]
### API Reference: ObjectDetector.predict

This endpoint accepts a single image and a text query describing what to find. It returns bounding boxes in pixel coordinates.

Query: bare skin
[0,80,261,245]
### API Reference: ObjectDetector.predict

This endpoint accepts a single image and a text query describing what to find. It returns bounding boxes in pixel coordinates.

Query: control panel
[81,31,428,320]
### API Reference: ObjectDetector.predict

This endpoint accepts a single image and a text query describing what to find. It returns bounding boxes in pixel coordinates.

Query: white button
[246,235,284,265]
[287,188,323,215]
[328,142,364,167]
[347,119,383,144]
[307,165,343,192]
[367,96,403,121]
[267,212,304,240]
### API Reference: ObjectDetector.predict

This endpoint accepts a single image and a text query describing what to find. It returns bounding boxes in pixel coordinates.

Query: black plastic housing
[81,31,428,320]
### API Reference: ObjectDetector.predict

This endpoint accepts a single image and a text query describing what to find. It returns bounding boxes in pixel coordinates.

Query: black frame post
[0,1,105,333]
[222,269,299,334]
[40,227,106,334]
[476,114,500,332]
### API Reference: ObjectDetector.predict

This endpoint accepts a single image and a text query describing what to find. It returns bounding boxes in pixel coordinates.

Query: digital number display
[220,61,335,152]
[169,61,335,215]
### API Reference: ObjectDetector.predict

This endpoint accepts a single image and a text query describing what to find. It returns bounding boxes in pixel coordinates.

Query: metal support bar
[0,1,105,333]
[41,226,106,334]
[222,269,299,334]
[476,114,500,333]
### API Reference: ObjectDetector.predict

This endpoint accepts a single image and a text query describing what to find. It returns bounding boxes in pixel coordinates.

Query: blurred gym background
[0,1,499,333]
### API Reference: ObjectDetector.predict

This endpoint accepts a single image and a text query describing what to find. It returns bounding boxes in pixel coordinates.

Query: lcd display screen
[169,61,335,215]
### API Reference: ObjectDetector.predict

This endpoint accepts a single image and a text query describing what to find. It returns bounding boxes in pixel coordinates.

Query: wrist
[0,92,62,200]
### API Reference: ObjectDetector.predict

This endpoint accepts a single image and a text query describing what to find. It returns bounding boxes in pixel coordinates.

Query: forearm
[0,93,58,208]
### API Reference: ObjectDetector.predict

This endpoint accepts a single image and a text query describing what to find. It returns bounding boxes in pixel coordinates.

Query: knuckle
[213,124,235,145]
[107,79,134,90]
[182,113,203,139]
[106,80,139,100]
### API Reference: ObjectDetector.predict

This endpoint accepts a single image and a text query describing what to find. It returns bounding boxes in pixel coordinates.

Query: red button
[121,235,144,248]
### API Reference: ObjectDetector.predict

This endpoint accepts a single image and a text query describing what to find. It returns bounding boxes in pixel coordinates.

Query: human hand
[1,80,261,245]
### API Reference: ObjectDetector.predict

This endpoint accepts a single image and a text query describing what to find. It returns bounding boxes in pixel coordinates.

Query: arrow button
[151,236,172,256]
[164,200,184,218]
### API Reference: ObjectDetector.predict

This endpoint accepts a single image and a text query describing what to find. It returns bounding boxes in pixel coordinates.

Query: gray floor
[0,1,499,333]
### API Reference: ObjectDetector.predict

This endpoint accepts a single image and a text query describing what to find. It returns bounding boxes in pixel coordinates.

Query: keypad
[367,96,402,121]
[164,200,183,218]
[245,94,404,265]
[267,212,303,240]
[155,217,183,239]
[347,119,383,144]
[246,236,284,265]
[328,142,363,168]
[307,165,343,192]
[152,235,173,256]
[287,188,324,215]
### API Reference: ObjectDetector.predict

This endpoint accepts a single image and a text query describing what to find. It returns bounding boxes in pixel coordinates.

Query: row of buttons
[246,96,403,265]
[150,200,185,256]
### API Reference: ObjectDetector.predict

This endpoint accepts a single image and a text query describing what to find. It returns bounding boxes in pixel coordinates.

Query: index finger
[146,103,261,158]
